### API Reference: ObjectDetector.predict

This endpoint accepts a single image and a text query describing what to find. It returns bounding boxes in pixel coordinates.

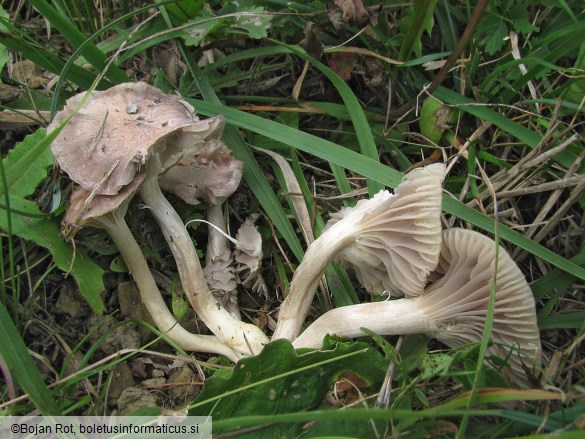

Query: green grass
[1,0,584,437]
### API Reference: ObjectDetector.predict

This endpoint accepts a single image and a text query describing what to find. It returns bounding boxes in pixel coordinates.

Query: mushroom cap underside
[62,172,146,238]
[422,228,541,387]
[330,163,445,297]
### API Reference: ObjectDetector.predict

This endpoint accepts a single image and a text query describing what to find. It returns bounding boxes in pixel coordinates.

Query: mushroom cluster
[50,82,541,388]
[50,82,267,360]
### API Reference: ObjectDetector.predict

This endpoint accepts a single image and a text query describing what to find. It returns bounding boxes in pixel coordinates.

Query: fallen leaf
[328,52,359,81]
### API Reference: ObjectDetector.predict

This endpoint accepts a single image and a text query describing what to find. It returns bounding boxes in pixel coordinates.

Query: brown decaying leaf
[328,52,359,81]
[203,248,239,317]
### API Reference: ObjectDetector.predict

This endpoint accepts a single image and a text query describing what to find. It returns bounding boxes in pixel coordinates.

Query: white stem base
[272,220,355,341]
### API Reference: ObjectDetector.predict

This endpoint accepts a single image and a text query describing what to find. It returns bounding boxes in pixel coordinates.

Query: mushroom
[61,179,240,362]
[272,163,445,341]
[50,82,268,358]
[293,228,542,387]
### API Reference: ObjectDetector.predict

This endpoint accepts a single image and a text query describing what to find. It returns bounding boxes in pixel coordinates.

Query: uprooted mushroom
[272,163,446,341]
[293,228,541,387]
[50,82,268,358]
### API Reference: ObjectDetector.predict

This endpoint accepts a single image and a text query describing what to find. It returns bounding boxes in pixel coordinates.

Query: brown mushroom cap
[49,82,216,196]
[329,163,445,297]
[421,228,541,387]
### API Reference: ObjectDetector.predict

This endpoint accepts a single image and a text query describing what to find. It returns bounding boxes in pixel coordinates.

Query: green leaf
[478,15,508,55]
[0,129,105,313]
[420,353,453,380]
[0,196,105,314]
[510,5,540,35]
[399,0,438,59]
[109,255,128,273]
[232,7,272,39]
[419,96,451,144]
[0,5,8,78]
[190,340,387,437]
[2,130,53,198]
[183,13,224,46]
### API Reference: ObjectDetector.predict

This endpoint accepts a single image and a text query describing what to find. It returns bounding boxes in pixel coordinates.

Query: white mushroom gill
[272,163,445,342]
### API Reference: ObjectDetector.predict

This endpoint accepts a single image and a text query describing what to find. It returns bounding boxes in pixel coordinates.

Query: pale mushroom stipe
[50,82,267,359]
[159,117,245,319]
[272,163,446,342]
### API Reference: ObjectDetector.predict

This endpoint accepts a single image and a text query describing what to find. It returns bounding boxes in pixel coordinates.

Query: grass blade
[0,300,61,414]
[28,0,129,84]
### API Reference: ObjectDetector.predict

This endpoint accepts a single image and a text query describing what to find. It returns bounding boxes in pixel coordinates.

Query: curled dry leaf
[234,215,268,299]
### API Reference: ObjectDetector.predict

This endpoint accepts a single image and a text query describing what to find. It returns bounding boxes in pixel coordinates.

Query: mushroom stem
[205,203,228,265]
[272,219,357,341]
[292,297,432,349]
[139,175,269,357]
[94,208,240,362]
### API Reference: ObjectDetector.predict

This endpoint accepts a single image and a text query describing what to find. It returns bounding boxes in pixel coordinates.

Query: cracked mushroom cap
[422,228,541,387]
[49,82,220,196]
[329,163,445,297]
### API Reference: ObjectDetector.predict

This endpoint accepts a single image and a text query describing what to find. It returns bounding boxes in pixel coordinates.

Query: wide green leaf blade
[190,339,387,437]
[3,130,53,197]
[1,196,105,314]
